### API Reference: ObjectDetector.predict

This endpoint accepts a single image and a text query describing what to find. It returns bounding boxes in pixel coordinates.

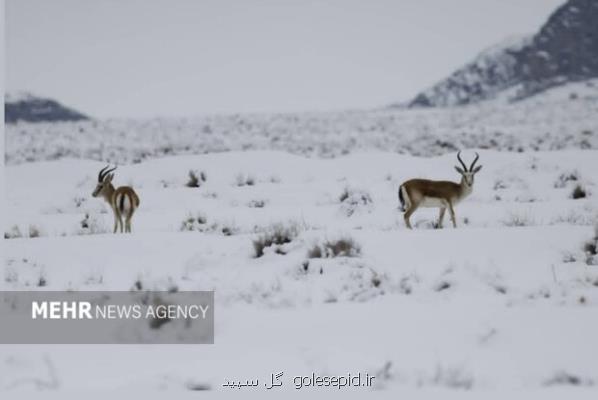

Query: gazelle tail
[398,185,406,212]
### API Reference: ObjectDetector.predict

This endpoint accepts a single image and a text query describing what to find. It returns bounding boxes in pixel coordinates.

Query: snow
[2,147,598,396]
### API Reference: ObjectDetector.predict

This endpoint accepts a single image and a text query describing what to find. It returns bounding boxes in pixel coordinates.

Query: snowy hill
[5,78,598,164]
[409,0,598,107]
[5,92,89,124]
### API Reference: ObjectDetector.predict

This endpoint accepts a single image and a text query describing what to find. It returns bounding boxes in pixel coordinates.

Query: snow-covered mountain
[409,0,598,107]
[4,92,89,123]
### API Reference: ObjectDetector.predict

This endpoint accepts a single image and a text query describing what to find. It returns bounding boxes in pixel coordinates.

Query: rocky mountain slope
[409,0,598,107]
[5,92,89,124]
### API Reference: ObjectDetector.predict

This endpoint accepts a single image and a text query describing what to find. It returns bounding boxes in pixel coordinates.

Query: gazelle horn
[98,165,117,182]
[469,152,480,171]
[457,151,468,171]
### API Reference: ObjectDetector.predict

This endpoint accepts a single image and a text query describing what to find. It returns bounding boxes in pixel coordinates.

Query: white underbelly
[419,197,446,208]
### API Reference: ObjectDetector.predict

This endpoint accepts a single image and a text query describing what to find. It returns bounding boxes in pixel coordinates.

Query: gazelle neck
[102,183,115,203]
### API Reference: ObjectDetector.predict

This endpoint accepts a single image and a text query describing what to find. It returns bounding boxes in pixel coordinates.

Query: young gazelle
[92,165,140,233]
[398,152,482,229]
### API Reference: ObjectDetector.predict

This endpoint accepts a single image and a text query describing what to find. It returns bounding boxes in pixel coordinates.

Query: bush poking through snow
[180,213,239,236]
[339,187,373,217]
[584,239,598,265]
[493,179,508,190]
[5,224,45,239]
[398,275,419,295]
[73,196,86,208]
[219,222,239,236]
[37,273,47,287]
[247,199,267,208]
[78,213,109,235]
[544,371,594,386]
[435,281,452,292]
[562,252,576,263]
[307,246,322,258]
[235,173,256,187]
[307,237,361,258]
[554,170,580,188]
[252,223,300,258]
[571,184,587,199]
[550,210,593,226]
[418,365,474,390]
[181,213,208,231]
[28,225,43,238]
[4,225,23,239]
[186,170,207,188]
[502,211,536,227]
[582,219,598,265]
[132,279,143,291]
[202,191,218,199]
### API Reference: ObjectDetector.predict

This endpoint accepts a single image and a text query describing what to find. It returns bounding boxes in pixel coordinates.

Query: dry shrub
[252,222,299,258]
[186,170,207,188]
[307,237,361,258]
[544,371,594,387]
[247,199,267,208]
[181,213,238,236]
[339,187,373,217]
[419,365,474,390]
[4,225,23,239]
[37,273,47,287]
[502,211,536,227]
[235,173,256,187]
[181,213,208,231]
[29,225,43,238]
[584,239,598,265]
[78,213,109,235]
[554,170,579,188]
[571,184,587,199]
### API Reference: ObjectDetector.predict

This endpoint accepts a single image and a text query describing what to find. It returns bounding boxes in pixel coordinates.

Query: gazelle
[398,152,482,229]
[92,165,140,233]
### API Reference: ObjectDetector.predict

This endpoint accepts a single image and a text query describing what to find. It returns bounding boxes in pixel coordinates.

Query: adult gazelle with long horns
[92,165,140,233]
[398,152,482,229]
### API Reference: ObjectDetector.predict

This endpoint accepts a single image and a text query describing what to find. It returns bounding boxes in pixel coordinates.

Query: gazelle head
[92,165,117,197]
[455,152,482,187]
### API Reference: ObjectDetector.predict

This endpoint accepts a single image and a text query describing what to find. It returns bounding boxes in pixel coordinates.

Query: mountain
[408,0,598,108]
[5,92,89,123]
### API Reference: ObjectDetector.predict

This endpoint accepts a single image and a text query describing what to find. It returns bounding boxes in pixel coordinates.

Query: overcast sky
[6,0,565,118]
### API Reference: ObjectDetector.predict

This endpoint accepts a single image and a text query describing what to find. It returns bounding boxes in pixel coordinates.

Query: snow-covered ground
[2,148,598,396]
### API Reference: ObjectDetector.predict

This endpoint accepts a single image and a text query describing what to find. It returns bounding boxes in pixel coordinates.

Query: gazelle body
[92,165,140,233]
[398,152,482,229]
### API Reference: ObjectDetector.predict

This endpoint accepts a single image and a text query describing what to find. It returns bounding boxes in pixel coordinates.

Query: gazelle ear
[105,173,114,182]
[455,166,465,174]
[472,165,482,173]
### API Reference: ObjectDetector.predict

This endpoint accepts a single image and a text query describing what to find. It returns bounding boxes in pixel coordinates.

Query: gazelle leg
[125,214,132,233]
[438,207,446,229]
[404,204,418,229]
[448,202,457,228]
[113,208,123,234]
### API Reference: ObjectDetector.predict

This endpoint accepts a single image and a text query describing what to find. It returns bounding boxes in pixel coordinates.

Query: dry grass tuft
[307,237,361,258]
